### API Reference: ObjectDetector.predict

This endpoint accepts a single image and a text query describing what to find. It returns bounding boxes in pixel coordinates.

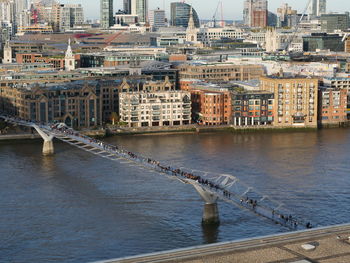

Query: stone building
[0,78,177,129]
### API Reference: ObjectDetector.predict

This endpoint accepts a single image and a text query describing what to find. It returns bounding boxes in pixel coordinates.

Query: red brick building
[185,88,231,125]
[16,53,81,69]
[318,87,348,127]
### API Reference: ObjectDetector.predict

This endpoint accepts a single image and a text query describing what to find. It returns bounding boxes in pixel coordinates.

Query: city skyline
[60,0,350,20]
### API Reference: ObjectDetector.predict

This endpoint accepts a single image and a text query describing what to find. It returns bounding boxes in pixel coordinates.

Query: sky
[61,0,350,20]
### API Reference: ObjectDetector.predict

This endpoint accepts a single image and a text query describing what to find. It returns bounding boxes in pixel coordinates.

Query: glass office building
[170,2,200,28]
[123,0,148,23]
[100,0,114,29]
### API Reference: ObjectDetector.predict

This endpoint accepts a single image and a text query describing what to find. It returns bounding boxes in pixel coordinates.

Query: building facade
[303,33,344,52]
[149,8,166,30]
[100,0,114,29]
[308,0,327,17]
[243,0,268,28]
[119,83,191,127]
[170,2,200,28]
[276,3,298,28]
[178,63,265,82]
[318,87,347,126]
[123,0,148,23]
[190,89,231,125]
[232,91,274,126]
[320,14,350,33]
[59,4,84,32]
[260,76,319,128]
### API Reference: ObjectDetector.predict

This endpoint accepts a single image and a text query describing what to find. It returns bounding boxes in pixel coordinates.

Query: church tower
[186,6,198,43]
[65,39,75,71]
[3,41,12,64]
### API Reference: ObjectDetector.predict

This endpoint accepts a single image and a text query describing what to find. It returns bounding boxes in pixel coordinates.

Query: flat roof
[97,223,350,263]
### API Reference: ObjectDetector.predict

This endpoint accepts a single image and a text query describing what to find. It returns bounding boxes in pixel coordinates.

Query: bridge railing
[0,114,313,230]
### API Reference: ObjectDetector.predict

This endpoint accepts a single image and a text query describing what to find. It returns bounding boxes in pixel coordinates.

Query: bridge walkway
[0,115,313,230]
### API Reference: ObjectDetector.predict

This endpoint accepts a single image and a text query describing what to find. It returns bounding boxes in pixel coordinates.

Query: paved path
[96,224,350,263]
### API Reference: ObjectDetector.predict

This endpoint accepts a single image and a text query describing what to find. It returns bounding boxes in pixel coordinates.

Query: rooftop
[101,224,350,263]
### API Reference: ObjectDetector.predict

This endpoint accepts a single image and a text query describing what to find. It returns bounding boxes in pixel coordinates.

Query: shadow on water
[202,224,219,244]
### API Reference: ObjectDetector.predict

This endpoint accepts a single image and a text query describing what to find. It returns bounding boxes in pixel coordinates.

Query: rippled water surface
[1,129,350,262]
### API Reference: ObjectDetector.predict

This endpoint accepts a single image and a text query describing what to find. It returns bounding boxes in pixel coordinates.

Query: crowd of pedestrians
[0,113,313,230]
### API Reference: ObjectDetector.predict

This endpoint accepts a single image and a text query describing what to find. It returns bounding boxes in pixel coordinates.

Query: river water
[1,129,350,263]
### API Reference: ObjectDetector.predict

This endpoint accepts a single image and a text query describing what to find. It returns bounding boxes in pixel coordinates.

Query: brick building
[260,76,319,128]
[318,87,348,127]
[0,78,175,128]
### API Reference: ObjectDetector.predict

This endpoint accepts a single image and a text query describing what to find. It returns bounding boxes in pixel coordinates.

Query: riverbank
[107,124,319,137]
[0,125,327,141]
[0,133,41,141]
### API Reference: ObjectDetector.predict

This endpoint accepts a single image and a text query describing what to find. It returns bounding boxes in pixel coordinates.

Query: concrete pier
[202,203,219,225]
[43,140,54,155]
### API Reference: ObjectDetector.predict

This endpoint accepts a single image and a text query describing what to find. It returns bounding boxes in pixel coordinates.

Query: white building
[199,27,244,45]
[0,0,16,36]
[59,4,84,32]
[120,90,192,127]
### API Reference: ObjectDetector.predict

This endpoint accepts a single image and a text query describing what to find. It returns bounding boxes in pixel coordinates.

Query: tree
[110,112,119,125]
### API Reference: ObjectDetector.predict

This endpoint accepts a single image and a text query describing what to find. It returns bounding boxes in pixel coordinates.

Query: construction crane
[284,0,313,53]
[212,1,224,28]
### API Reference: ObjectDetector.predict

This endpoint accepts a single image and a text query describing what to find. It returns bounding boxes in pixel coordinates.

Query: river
[1,129,350,263]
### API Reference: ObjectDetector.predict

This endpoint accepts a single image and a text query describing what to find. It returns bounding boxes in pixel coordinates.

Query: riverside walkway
[95,224,350,263]
[1,114,313,230]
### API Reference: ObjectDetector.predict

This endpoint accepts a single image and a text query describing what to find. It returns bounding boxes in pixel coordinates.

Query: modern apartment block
[260,76,319,128]
[178,63,264,82]
[318,87,347,127]
[232,91,274,126]
[119,88,191,128]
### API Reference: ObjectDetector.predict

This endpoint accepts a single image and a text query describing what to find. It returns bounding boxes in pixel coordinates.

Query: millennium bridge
[0,114,313,230]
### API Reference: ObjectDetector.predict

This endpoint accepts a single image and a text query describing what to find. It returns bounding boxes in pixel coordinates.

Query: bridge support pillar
[32,125,55,156]
[43,139,54,156]
[192,183,220,225]
[202,203,219,225]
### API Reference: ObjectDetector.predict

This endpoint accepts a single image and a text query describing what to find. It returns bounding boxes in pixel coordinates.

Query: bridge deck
[0,115,313,230]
